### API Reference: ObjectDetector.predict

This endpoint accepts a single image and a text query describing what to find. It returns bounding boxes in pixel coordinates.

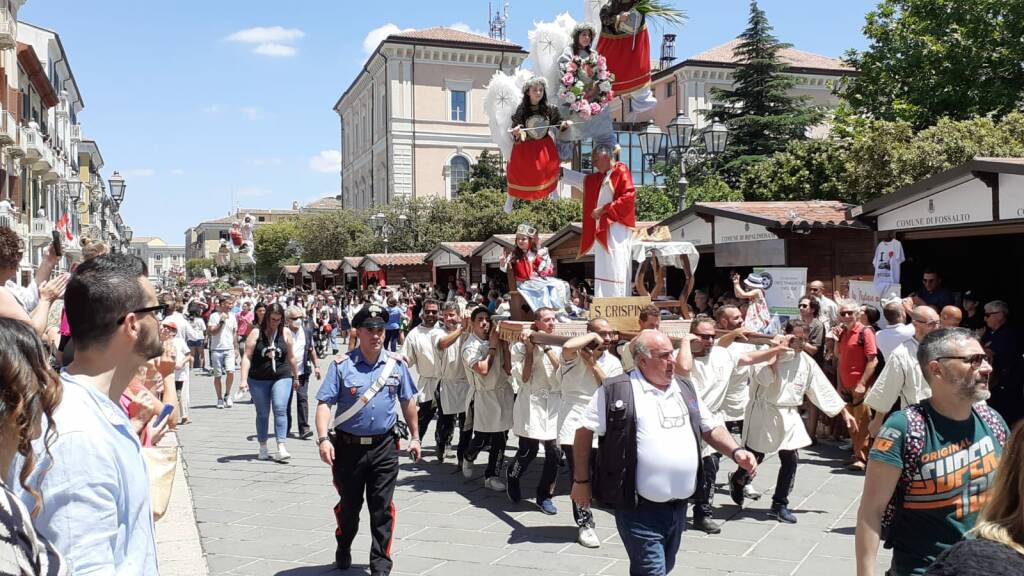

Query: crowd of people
[0,217,1020,576]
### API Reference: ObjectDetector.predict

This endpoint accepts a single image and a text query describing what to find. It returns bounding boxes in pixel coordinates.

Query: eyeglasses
[117,304,168,324]
[912,317,940,328]
[936,354,988,369]
[798,303,810,309]
[657,396,687,429]
[694,333,715,341]
[839,310,857,317]
[984,311,1002,317]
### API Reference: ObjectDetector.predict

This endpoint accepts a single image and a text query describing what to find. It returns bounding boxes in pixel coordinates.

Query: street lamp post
[637,115,729,211]
[369,212,407,254]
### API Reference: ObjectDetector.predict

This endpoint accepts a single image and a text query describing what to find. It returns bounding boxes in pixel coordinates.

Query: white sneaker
[578,525,601,548]
[744,484,762,500]
[484,476,506,491]
[257,446,271,460]
[216,398,225,409]
[277,444,291,462]
[461,459,474,479]
[225,396,234,408]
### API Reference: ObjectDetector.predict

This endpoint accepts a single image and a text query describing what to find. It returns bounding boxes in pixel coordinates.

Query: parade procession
[1,1,1024,576]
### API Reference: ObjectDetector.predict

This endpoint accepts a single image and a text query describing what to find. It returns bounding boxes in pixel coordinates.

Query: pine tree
[710,0,822,179]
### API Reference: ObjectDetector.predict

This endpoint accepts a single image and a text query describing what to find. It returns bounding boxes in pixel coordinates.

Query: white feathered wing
[583,0,607,40]
[528,14,574,105]
[483,70,521,162]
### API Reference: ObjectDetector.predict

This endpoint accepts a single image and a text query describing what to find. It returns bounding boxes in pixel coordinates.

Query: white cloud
[252,43,297,57]
[449,22,485,36]
[363,23,414,55]
[225,26,305,45]
[246,157,283,167]
[170,168,185,176]
[240,106,264,120]
[225,26,304,57]
[309,150,342,173]
[126,168,155,177]
[236,187,272,198]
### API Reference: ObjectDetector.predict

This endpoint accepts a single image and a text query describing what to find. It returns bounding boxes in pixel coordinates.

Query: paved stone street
[177,356,891,576]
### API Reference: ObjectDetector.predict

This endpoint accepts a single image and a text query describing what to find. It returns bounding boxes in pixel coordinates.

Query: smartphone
[51,230,62,256]
[153,404,174,428]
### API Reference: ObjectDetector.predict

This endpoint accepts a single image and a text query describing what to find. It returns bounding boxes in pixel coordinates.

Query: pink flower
[562,73,574,86]
[566,62,578,73]
[590,102,602,115]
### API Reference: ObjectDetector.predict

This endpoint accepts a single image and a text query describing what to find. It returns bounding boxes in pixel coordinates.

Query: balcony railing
[0,110,15,146]
[0,208,28,238]
[22,125,54,172]
[70,123,82,141]
[0,8,16,50]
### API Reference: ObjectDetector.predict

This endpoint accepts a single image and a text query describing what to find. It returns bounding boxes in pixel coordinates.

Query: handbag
[144,445,178,521]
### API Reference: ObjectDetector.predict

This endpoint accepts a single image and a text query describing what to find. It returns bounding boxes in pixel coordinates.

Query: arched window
[449,156,470,197]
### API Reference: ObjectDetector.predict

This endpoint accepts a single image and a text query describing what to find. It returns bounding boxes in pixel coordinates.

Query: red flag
[56,213,73,241]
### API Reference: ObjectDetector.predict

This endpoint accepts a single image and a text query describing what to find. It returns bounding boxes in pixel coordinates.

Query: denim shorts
[210,349,237,376]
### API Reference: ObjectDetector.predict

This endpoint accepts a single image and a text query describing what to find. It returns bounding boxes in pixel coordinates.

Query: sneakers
[299,430,314,440]
[179,417,191,425]
[277,444,291,462]
[577,525,601,548]
[225,396,234,408]
[537,498,557,515]
[839,440,853,451]
[744,484,762,500]
[505,466,521,503]
[257,446,271,460]
[461,459,474,479]
[216,398,225,409]
[693,516,722,534]
[484,476,506,491]
[768,504,797,524]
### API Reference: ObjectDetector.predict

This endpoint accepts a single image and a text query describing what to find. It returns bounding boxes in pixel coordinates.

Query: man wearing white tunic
[864,306,939,437]
[558,318,623,548]
[675,317,790,533]
[561,145,636,298]
[460,307,514,491]
[729,319,858,523]
[434,302,472,464]
[402,299,444,455]
[506,308,562,514]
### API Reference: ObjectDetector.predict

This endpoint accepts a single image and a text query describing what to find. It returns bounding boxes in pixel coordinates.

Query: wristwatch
[317,436,330,446]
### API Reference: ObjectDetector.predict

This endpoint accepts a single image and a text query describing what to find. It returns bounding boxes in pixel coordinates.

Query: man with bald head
[865,306,941,436]
[940,305,962,328]
[571,329,758,575]
[808,280,839,329]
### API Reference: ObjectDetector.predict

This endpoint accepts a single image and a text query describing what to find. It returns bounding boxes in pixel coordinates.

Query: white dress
[557,350,623,445]
[461,334,514,433]
[510,341,562,441]
[743,350,846,454]
[562,169,632,298]
[436,329,470,414]
[402,323,444,403]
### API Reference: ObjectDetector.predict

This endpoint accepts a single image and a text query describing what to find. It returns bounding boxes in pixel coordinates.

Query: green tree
[253,219,302,279]
[459,149,507,194]
[685,174,742,206]
[841,0,1024,129]
[739,138,852,202]
[709,0,823,178]
[185,258,215,278]
[296,210,375,262]
[634,186,676,222]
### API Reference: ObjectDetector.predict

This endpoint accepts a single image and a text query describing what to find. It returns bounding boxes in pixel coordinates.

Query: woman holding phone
[239,303,299,461]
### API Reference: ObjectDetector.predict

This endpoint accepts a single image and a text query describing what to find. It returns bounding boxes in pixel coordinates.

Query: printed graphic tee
[873,239,905,292]
[870,401,1008,575]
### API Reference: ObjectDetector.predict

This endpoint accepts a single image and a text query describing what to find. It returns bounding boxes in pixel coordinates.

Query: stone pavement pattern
[177,357,892,575]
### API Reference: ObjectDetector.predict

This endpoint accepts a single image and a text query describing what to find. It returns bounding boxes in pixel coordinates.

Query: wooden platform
[498,319,692,342]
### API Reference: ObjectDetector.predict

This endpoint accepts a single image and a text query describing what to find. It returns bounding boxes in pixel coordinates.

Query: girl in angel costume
[499,223,571,320]
[506,78,571,207]
[554,22,616,160]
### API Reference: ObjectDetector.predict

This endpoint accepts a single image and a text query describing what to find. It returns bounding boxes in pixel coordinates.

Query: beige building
[184,208,299,260]
[130,236,185,287]
[334,27,527,210]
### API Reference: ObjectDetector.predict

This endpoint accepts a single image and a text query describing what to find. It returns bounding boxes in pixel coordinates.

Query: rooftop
[686,39,852,72]
[388,27,521,49]
[365,253,430,267]
[304,196,343,211]
[697,201,859,227]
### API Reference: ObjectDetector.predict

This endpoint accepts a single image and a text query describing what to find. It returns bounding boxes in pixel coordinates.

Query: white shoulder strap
[331,356,399,430]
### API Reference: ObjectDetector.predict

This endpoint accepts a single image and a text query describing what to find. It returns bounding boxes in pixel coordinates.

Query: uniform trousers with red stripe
[332,433,399,574]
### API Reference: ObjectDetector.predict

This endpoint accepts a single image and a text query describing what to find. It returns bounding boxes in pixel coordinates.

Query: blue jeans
[614,499,688,576]
[249,377,292,443]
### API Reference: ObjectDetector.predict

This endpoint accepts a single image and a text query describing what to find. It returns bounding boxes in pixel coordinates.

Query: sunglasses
[117,304,168,325]
[839,310,857,317]
[912,317,940,327]
[694,333,716,341]
[936,354,988,369]
[984,312,1001,317]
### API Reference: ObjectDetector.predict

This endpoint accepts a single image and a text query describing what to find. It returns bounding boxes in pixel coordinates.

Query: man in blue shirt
[315,304,420,576]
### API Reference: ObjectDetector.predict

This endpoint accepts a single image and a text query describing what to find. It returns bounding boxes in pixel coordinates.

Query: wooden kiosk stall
[280,265,300,288]
[360,253,432,287]
[317,260,342,289]
[851,157,1024,312]
[425,242,482,291]
[341,257,361,290]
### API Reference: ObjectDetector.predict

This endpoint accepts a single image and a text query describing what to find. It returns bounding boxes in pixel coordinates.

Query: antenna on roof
[489,1,509,41]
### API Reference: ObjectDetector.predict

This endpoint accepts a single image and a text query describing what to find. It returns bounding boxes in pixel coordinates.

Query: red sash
[579,163,637,258]
[597,25,652,96]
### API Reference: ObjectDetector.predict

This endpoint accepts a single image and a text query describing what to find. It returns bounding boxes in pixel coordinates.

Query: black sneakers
[693,516,723,534]
[768,504,797,524]
[505,465,521,503]
[335,548,351,569]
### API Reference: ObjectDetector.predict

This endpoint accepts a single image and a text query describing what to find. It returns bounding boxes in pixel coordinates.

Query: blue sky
[19,0,876,245]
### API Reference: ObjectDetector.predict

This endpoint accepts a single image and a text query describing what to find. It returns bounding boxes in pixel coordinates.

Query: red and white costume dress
[598,0,657,114]
[499,249,570,313]
[562,162,637,297]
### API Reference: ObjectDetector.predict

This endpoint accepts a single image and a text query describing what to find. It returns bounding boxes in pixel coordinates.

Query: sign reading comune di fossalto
[877,178,993,231]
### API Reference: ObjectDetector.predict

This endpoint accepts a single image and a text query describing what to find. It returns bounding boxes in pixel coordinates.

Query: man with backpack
[830,299,880,471]
[855,327,1009,576]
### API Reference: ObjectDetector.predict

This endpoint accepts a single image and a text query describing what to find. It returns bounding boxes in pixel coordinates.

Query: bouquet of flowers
[558,53,615,120]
